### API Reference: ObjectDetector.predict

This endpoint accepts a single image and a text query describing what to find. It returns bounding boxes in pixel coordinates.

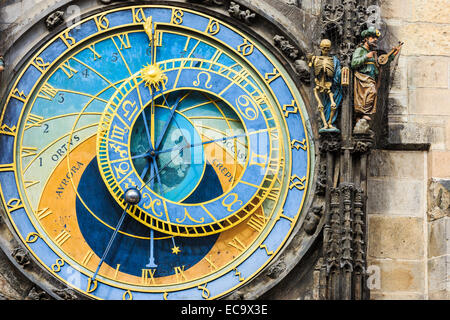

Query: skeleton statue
[308,39,343,133]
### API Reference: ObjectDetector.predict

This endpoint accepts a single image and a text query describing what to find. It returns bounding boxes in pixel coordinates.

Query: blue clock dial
[0,5,313,300]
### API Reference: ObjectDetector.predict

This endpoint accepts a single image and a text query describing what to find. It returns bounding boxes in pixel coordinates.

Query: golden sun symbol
[141,64,168,92]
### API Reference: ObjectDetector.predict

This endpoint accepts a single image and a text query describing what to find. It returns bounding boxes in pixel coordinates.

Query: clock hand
[140,109,154,151]
[155,132,248,155]
[91,204,130,282]
[154,95,183,151]
[91,161,150,282]
[139,141,190,192]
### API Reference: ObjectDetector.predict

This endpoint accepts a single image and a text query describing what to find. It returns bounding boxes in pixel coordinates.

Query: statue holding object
[308,39,343,133]
[351,27,403,133]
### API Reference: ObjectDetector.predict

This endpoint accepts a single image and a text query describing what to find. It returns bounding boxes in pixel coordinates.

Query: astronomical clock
[0,2,317,300]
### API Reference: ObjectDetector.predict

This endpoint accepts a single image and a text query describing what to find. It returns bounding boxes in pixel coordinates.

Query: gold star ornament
[171,246,181,255]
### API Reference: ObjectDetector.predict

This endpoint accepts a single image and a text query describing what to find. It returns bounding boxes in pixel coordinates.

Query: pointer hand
[155,95,183,151]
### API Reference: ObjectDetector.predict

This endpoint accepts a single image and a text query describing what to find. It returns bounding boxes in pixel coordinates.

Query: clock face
[0,5,313,299]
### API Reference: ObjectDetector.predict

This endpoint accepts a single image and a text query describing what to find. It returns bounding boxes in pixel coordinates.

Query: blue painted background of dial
[0,6,312,300]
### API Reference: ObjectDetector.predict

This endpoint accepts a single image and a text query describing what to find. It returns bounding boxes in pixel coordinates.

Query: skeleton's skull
[320,39,332,56]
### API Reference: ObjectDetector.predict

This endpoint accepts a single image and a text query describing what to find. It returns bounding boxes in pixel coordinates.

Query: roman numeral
[247,211,267,233]
[87,44,102,61]
[116,33,131,50]
[174,266,188,283]
[141,268,156,285]
[24,180,40,189]
[37,83,58,101]
[232,68,251,86]
[204,255,217,271]
[82,250,94,266]
[21,146,38,158]
[228,236,246,253]
[36,207,52,220]
[54,230,71,246]
[60,60,78,79]
[25,114,44,129]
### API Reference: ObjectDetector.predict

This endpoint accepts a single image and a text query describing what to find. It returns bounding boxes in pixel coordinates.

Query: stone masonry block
[368,216,424,259]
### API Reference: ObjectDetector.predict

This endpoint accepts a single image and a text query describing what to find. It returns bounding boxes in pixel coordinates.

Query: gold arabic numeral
[163,292,168,300]
[116,33,131,50]
[110,125,128,142]
[237,39,254,56]
[205,19,220,35]
[86,277,98,293]
[60,60,78,79]
[94,14,110,31]
[132,7,147,23]
[198,283,210,299]
[249,152,268,168]
[141,268,156,285]
[25,232,41,243]
[7,198,23,213]
[31,57,50,73]
[222,193,243,213]
[36,207,52,220]
[171,9,184,25]
[264,67,281,83]
[174,266,188,283]
[228,236,246,253]
[37,83,58,101]
[259,244,274,256]
[87,44,102,61]
[236,95,259,121]
[0,124,16,136]
[11,88,27,102]
[60,30,76,49]
[247,210,267,233]
[289,175,306,191]
[51,258,65,273]
[54,230,71,246]
[25,114,44,129]
[21,146,38,158]
[123,290,133,300]
[291,139,307,151]
[234,268,245,282]
[122,100,138,122]
[24,180,40,189]
[282,100,299,118]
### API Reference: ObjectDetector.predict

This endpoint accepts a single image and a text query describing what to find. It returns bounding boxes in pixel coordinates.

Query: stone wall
[367,0,450,300]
